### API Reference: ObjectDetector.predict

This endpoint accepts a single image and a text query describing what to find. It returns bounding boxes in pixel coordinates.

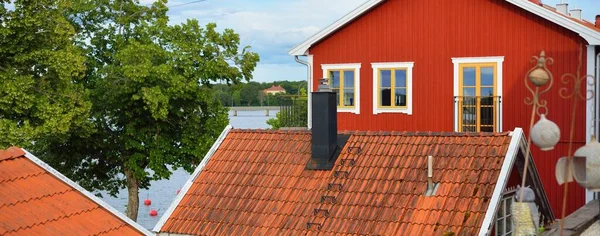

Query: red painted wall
[309,0,587,216]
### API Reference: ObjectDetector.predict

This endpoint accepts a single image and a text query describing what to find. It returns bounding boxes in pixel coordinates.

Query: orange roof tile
[156,129,525,235]
[0,147,150,235]
[264,85,286,92]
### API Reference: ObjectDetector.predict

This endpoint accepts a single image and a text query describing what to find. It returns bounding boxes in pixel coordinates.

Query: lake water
[99,109,277,230]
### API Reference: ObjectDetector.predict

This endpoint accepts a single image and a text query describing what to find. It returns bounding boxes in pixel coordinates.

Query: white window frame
[321,63,361,114]
[495,195,514,236]
[452,56,504,132]
[371,62,414,115]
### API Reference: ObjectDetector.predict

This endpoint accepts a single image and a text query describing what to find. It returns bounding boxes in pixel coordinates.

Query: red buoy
[149,209,158,216]
[177,189,181,194]
[144,199,151,206]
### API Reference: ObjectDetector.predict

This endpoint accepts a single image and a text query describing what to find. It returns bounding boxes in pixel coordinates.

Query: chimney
[596,15,600,28]
[570,7,582,21]
[307,78,339,170]
[556,2,568,16]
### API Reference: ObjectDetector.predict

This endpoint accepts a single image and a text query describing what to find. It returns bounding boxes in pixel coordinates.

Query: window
[372,62,414,115]
[495,196,514,236]
[452,57,503,132]
[321,63,361,114]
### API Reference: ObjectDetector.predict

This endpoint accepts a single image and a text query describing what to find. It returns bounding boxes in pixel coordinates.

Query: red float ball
[149,209,158,216]
[143,199,151,206]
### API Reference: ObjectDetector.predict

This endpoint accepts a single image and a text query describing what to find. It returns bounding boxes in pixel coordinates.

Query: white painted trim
[21,150,153,236]
[478,128,523,236]
[308,54,314,129]
[289,0,600,56]
[153,125,233,233]
[452,56,505,132]
[586,45,596,203]
[321,63,361,114]
[505,0,600,45]
[288,0,385,55]
[371,62,414,115]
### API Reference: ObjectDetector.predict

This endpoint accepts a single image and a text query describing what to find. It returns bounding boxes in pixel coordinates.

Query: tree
[33,0,259,221]
[240,81,260,106]
[0,0,92,149]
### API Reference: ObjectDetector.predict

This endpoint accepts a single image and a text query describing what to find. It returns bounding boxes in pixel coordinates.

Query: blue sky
[149,0,598,82]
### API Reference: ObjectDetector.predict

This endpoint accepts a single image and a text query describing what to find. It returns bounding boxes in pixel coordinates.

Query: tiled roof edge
[477,128,524,236]
[21,149,153,236]
[0,147,26,161]
[153,125,233,233]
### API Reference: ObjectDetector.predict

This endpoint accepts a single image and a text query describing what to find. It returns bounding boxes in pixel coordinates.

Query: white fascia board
[153,125,233,233]
[22,150,153,236]
[477,128,523,236]
[505,0,600,45]
[288,0,385,56]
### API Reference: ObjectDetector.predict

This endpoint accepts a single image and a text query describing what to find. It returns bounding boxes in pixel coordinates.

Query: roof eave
[22,149,153,236]
[153,125,233,233]
[505,0,600,45]
[477,128,524,236]
[289,0,600,56]
[287,0,386,56]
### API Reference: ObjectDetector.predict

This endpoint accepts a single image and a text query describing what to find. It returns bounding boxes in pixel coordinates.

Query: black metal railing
[279,95,308,128]
[454,96,501,132]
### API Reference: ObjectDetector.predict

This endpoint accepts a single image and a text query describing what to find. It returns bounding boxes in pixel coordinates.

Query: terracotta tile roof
[0,147,150,235]
[158,129,515,235]
[264,85,286,92]
[539,4,600,33]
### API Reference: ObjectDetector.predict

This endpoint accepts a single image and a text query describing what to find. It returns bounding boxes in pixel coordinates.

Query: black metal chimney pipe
[307,78,338,170]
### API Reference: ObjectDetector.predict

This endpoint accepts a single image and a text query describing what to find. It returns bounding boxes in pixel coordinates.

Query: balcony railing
[454,96,502,132]
[279,95,308,128]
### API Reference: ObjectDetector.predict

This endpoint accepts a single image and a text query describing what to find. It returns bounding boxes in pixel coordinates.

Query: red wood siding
[309,0,587,216]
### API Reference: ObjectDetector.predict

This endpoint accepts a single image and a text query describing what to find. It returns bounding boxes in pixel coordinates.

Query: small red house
[289,1,600,216]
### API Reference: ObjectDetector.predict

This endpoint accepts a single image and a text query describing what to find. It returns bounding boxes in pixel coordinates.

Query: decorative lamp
[528,51,551,86]
[530,114,560,151]
[571,136,600,191]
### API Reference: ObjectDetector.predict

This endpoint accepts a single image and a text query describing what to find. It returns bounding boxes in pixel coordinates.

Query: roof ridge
[2,205,101,235]
[0,188,74,208]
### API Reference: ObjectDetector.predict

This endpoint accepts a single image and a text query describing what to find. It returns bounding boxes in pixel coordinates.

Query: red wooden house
[289,0,600,216]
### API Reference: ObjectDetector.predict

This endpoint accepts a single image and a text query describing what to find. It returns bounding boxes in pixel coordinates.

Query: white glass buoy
[530,114,560,151]
[571,136,600,191]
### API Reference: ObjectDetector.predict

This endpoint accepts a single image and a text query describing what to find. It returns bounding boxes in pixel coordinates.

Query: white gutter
[153,125,233,233]
[22,150,153,236]
[295,55,313,129]
[478,128,523,236]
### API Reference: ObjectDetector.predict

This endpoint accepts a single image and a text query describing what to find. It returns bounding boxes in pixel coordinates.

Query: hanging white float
[530,114,560,151]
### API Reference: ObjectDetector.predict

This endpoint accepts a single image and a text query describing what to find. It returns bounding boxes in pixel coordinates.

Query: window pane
[395,88,407,106]
[380,88,391,107]
[462,105,476,128]
[481,106,494,128]
[480,87,494,97]
[506,199,512,213]
[395,69,407,87]
[343,88,354,106]
[481,67,494,86]
[506,215,513,233]
[380,70,391,87]
[463,88,476,97]
[463,67,476,86]
[344,70,355,88]
[330,71,340,88]
[333,88,340,106]
[497,219,505,235]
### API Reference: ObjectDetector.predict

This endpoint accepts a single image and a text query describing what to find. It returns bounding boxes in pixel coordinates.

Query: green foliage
[213,80,307,106]
[266,96,308,129]
[0,0,92,149]
[2,0,259,220]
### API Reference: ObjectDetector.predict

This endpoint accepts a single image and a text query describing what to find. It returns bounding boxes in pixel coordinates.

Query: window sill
[373,108,412,115]
[337,107,360,114]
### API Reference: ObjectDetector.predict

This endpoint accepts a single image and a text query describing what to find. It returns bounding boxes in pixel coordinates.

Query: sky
[151,0,599,83]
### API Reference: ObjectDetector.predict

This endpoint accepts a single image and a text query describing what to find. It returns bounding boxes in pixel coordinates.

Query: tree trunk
[124,166,139,221]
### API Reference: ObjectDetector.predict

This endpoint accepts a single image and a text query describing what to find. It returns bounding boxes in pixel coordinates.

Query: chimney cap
[317,78,332,92]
